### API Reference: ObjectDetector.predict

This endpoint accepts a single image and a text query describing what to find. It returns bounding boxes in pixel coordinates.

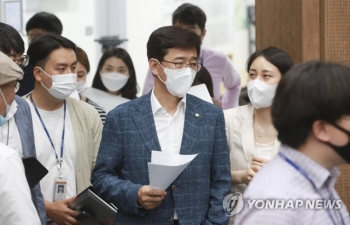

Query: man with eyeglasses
[0,51,41,224]
[91,26,231,224]
[0,22,46,224]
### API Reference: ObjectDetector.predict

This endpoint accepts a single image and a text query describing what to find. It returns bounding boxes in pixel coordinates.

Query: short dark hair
[192,66,214,97]
[172,3,206,31]
[272,61,350,149]
[26,12,63,35]
[147,26,201,61]
[243,46,294,102]
[27,33,76,69]
[92,48,138,100]
[0,22,25,55]
[76,47,90,73]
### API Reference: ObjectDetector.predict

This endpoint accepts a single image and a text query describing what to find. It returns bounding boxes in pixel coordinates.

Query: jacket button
[168,216,174,221]
[172,185,177,191]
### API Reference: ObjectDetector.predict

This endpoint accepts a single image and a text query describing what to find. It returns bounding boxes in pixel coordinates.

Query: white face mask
[157,60,197,98]
[0,89,10,126]
[76,80,87,93]
[247,79,277,109]
[100,72,129,92]
[40,68,77,100]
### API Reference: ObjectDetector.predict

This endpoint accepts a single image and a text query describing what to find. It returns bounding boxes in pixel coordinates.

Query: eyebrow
[249,68,274,73]
[56,61,77,67]
[173,56,198,61]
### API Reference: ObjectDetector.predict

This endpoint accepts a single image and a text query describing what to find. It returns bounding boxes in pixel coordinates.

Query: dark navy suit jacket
[14,96,46,224]
[91,93,231,225]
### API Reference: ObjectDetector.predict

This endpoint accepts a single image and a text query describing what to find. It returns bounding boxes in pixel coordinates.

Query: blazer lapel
[239,104,255,168]
[239,120,255,168]
[132,93,161,153]
[179,95,201,155]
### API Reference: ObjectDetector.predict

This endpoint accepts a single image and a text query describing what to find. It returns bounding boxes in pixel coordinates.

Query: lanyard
[279,152,345,225]
[30,94,66,176]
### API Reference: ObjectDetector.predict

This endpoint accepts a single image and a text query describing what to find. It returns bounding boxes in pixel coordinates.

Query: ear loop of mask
[0,89,8,108]
[154,59,167,84]
[38,67,52,90]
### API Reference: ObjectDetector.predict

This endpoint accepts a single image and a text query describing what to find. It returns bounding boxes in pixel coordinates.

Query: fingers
[63,196,76,205]
[252,156,269,164]
[252,160,265,167]
[251,165,262,173]
[138,186,167,210]
[141,186,167,196]
[66,207,79,218]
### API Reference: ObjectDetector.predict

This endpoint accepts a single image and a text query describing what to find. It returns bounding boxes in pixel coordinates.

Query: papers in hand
[188,84,213,104]
[148,151,197,190]
[81,87,129,112]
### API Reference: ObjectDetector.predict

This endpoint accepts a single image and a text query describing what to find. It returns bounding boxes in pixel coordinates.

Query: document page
[148,151,198,190]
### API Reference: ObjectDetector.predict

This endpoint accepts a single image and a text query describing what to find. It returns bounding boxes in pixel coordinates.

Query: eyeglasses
[13,55,30,67]
[161,60,202,71]
[15,81,20,93]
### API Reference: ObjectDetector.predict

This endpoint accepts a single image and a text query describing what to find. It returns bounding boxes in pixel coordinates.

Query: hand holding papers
[148,151,198,190]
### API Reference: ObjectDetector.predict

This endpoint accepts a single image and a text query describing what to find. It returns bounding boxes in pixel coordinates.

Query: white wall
[22,0,101,86]
[125,0,241,94]
[4,0,254,93]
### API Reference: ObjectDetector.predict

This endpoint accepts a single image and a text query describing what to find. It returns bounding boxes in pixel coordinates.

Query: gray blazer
[14,96,46,225]
[91,92,231,225]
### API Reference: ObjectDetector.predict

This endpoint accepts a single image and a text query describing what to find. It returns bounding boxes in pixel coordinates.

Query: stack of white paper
[148,151,198,190]
[82,87,129,112]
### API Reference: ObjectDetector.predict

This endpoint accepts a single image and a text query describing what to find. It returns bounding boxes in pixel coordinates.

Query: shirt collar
[279,145,340,190]
[7,100,18,120]
[150,89,186,116]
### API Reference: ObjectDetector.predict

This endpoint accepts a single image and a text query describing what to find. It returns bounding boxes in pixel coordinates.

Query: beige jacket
[224,104,280,195]
[66,98,103,193]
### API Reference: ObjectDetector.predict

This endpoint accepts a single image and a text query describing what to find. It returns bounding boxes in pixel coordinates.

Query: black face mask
[325,122,350,163]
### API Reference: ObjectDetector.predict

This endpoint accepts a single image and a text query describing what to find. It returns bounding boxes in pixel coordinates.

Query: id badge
[53,177,67,202]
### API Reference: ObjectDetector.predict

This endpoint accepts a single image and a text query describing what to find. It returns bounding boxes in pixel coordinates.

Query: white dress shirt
[151,90,186,154]
[0,100,23,156]
[151,90,186,219]
[0,142,41,224]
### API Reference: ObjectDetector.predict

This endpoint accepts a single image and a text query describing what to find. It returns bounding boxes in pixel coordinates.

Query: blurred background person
[16,12,63,97]
[142,3,241,109]
[92,47,138,100]
[76,46,106,125]
[224,47,293,224]
[192,66,222,109]
[26,12,63,43]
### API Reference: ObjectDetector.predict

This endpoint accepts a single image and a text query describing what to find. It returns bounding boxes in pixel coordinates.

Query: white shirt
[151,90,186,219]
[0,100,23,156]
[254,140,274,160]
[0,142,41,224]
[151,90,186,154]
[27,99,77,202]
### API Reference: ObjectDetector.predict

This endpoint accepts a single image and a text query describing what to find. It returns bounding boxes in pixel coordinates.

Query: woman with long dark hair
[92,48,138,99]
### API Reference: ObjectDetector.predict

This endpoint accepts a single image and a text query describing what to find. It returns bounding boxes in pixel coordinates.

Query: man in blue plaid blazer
[91,26,231,225]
